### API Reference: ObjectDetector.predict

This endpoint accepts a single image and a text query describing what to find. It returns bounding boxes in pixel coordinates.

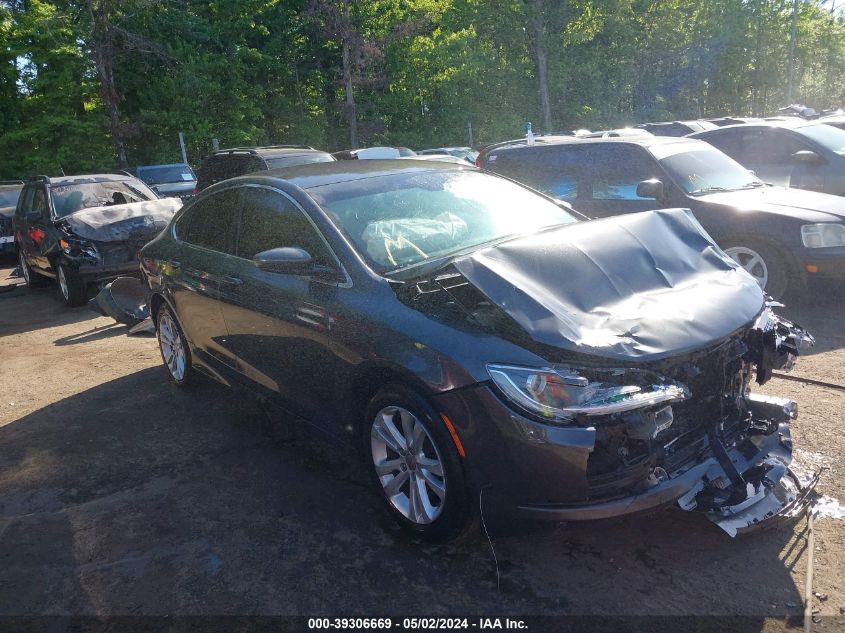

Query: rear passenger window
[176,188,240,254]
[237,187,334,267]
[699,130,747,160]
[490,147,583,201]
[16,187,34,218]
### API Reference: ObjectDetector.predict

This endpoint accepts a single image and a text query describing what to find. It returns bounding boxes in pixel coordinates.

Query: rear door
[487,145,584,203]
[218,185,347,423]
[16,185,53,272]
[169,187,242,371]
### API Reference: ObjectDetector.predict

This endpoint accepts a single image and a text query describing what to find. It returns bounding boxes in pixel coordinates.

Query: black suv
[195,145,335,192]
[480,136,845,297]
[13,173,180,306]
[0,180,24,256]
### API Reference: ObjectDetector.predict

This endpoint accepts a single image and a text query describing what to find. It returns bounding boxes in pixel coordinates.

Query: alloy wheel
[57,265,69,300]
[724,246,769,290]
[18,249,30,285]
[370,406,447,525]
[158,312,186,381]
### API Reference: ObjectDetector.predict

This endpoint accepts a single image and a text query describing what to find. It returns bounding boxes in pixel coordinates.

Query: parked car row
[6,126,831,543]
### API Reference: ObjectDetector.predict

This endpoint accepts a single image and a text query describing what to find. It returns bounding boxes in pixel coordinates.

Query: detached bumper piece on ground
[88,276,154,334]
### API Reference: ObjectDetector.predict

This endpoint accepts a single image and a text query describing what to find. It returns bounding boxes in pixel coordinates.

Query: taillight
[475,152,483,167]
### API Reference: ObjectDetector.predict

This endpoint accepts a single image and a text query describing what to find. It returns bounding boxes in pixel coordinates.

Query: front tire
[56,260,87,306]
[721,238,790,299]
[364,384,470,540]
[156,304,195,387]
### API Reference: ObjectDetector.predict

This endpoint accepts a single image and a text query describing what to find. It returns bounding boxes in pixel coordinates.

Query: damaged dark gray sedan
[140,161,817,539]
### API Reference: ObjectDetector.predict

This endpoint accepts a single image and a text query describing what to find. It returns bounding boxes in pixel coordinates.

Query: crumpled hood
[700,186,845,223]
[62,198,182,242]
[451,208,765,361]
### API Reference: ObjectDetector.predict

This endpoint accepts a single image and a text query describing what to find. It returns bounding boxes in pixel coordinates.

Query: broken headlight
[60,237,99,259]
[487,364,688,423]
[801,223,845,248]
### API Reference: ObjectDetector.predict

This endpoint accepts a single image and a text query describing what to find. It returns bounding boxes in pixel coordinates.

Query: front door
[218,185,347,424]
[574,144,664,218]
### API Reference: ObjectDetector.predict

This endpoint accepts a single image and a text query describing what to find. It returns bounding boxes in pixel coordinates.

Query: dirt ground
[1,260,844,631]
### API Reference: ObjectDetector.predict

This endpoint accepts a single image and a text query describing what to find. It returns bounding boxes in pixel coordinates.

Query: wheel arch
[344,363,439,436]
[715,232,804,291]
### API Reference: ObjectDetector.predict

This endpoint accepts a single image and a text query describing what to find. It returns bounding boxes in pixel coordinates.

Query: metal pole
[787,0,800,104]
[468,121,474,147]
[178,132,188,164]
[211,138,220,152]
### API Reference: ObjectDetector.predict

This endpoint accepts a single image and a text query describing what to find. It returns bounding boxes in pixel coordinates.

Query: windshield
[138,165,196,185]
[658,147,764,195]
[0,186,22,208]
[308,170,578,274]
[50,180,156,217]
[799,124,845,154]
[265,153,335,169]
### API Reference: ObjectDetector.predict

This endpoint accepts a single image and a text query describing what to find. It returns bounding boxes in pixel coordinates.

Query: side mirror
[792,150,824,165]
[636,179,664,199]
[254,247,313,274]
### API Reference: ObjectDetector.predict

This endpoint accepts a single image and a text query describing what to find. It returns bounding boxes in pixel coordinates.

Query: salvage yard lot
[1,262,844,629]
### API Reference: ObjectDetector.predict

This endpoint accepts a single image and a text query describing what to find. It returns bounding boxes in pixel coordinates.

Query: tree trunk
[88,0,128,168]
[342,0,358,149]
[528,0,552,132]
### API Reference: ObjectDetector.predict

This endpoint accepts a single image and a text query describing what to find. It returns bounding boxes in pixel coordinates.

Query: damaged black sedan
[140,161,817,539]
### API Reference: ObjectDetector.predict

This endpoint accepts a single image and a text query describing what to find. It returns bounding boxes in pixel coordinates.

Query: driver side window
[237,187,335,268]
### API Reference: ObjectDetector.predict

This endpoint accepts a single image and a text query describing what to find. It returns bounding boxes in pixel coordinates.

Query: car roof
[486,135,700,154]
[700,119,820,132]
[27,173,138,187]
[137,163,193,169]
[250,159,474,190]
[212,145,323,158]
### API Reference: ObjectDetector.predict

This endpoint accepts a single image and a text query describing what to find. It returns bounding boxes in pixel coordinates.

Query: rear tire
[56,260,87,307]
[721,238,790,299]
[18,246,48,289]
[156,304,195,387]
[363,384,471,540]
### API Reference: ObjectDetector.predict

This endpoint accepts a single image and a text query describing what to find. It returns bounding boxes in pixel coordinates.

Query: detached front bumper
[433,386,819,536]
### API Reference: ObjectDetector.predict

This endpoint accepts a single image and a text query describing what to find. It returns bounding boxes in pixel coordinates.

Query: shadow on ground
[0,285,100,338]
[0,366,808,624]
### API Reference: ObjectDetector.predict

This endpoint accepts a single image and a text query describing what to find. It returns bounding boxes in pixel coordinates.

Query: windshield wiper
[124,183,152,200]
[689,186,729,195]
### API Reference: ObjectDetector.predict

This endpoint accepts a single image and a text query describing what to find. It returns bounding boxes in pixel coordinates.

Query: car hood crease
[450,208,766,361]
